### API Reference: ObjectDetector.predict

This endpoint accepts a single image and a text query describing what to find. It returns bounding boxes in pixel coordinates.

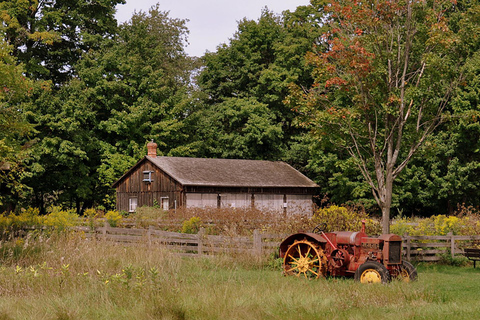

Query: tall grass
[0,231,479,319]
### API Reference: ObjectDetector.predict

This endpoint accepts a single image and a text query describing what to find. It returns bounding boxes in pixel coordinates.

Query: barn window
[129,197,138,212]
[143,171,153,182]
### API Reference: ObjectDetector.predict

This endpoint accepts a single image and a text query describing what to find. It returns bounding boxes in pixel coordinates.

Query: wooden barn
[112,141,318,214]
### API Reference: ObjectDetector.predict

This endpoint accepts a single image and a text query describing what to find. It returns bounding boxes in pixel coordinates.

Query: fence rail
[403,233,480,262]
[75,224,480,262]
[75,223,286,257]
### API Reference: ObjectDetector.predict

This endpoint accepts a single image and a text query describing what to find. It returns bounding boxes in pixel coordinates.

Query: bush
[181,217,202,234]
[105,210,122,227]
[43,207,79,231]
[129,206,165,228]
[391,213,480,236]
[84,208,101,229]
[438,251,469,266]
[9,207,44,229]
[312,205,381,235]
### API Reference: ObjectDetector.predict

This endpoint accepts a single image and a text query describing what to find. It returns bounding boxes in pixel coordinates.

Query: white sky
[115,0,310,57]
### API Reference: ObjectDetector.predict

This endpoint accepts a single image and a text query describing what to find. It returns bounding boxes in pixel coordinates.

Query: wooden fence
[75,223,286,257]
[75,224,480,262]
[403,233,480,262]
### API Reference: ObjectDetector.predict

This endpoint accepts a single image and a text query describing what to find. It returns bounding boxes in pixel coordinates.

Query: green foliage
[0,38,35,210]
[181,217,202,234]
[0,0,124,84]
[20,5,195,212]
[395,52,480,215]
[438,251,469,267]
[292,0,480,231]
[197,6,324,160]
[195,97,284,159]
[2,0,480,220]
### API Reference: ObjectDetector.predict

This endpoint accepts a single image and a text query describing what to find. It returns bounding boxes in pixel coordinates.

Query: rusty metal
[279,220,417,283]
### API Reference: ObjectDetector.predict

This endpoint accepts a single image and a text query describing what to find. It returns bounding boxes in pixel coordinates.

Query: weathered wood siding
[115,160,184,212]
[184,192,314,215]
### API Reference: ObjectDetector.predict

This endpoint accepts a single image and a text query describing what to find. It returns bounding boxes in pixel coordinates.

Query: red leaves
[312,0,385,91]
[326,77,348,87]
[321,36,375,89]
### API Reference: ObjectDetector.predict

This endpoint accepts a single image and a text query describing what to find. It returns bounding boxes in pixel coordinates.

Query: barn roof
[113,156,318,188]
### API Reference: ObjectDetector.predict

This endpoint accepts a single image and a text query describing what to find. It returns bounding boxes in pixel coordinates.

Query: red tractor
[279,221,417,283]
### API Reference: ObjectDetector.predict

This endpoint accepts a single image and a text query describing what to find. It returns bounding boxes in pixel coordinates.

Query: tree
[197,5,326,160]
[22,5,196,212]
[0,0,124,84]
[194,97,284,159]
[397,51,480,215]
[0,36,34,210]
[292,0,479,232]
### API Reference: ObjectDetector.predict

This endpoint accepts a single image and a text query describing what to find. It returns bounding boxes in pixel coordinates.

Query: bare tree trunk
[381,204,391,234]
[378,171,393,234]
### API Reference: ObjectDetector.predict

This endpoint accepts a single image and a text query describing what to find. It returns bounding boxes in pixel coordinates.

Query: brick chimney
[147,140,157,158]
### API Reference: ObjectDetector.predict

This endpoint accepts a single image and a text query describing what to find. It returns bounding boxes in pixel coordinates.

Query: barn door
[161,197,169,210]
[129,197,138,212]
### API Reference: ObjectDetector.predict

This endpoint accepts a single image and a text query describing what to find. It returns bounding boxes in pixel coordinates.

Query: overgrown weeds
[3,204,480,241]
[391,204,480,236]
[0,231,479,319]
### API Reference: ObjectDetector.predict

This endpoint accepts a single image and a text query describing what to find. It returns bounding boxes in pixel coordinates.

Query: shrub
[389,217,413,236]
[44,207,79,231]
[105,210,122,227]
[0,208,44,239]
[84,208,100,229]
[438,251,469,266]
[11,207,44,229]
[181,217,202,234]
[391,214,473,236]
[312,205,381,235]
[130,206,165,228]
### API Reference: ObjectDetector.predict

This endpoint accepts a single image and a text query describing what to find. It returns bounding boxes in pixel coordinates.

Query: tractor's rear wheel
[395,261,418,282]
[354,261,391,284]
[283,239,326,279]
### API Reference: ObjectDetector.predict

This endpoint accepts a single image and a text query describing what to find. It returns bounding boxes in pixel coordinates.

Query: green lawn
[0,234,479,319]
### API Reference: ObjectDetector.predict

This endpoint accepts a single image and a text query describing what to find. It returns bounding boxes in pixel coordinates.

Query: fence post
[253,229,262,256]
[147,226,153,247]
[197,228,204,256]
[404,233,411,262]
[448,232,455,259]
[102,220,109,241]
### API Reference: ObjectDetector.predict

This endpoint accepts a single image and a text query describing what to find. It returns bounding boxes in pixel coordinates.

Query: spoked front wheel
[283,239,326,279]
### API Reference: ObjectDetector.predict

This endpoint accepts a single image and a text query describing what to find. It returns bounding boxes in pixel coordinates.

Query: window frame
[142,170,153,182]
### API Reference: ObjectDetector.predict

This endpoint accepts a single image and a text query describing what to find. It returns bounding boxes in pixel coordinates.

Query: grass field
[0,233,479,320]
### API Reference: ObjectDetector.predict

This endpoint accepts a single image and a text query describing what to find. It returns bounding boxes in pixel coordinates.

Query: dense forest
[0,0,479,221]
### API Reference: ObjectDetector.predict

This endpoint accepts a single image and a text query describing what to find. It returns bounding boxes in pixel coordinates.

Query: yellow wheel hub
[398,268,411,282]
[360,269,382,283]
[295,256,311,273]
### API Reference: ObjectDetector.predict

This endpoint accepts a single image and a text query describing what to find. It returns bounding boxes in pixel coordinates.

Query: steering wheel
[312,223,327,234]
